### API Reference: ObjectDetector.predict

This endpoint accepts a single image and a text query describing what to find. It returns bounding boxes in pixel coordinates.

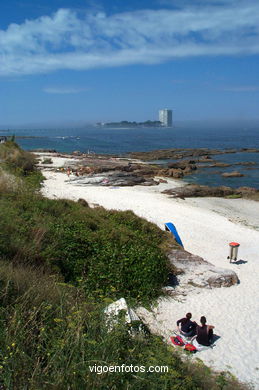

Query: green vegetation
[225,194,242,199]
[0,193,169,301]
[0,140,44,191]
[0,142,251,389]
[0,140,37,174]
[42,157,53,164]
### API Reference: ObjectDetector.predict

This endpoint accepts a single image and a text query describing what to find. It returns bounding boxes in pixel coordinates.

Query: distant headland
[97,109,173,128]
[96,120,163,128]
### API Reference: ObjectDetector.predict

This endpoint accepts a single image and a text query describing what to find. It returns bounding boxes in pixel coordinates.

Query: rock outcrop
[162,184,259,199]
[70,171,159,187]
[162,184,235,198]
[222,171,244,178]
[167,248,238,290]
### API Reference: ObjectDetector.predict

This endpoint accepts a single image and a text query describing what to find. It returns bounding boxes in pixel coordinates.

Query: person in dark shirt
[176,313,197,337]
[196,316,214,346]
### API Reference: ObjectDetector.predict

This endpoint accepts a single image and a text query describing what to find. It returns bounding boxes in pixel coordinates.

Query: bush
[0,192,169,301]
[0,140,37,175]
[42,158,53,164]
[0,168,21,193]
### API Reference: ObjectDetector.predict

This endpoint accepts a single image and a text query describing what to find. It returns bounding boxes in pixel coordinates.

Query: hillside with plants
[0,141,251,389]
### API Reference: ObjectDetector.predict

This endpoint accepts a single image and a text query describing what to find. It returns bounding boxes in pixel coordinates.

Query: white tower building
[159,109,173,127]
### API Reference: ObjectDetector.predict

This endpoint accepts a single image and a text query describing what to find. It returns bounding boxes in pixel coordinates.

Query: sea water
[2,125,259,188]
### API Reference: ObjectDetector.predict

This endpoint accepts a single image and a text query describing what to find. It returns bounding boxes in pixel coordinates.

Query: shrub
[0,192,169,301]
[42,158,53,164]
[0,140,37,174]
[0,168,21,193]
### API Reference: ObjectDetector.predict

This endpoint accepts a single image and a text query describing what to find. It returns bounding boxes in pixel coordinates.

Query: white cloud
[43,86,89,94]
[1,1,259,76]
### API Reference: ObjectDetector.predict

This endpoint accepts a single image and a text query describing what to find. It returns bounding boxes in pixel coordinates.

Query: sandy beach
[39,156,259,388]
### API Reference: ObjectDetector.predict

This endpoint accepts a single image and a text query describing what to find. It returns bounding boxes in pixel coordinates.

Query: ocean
[2,125,259,188]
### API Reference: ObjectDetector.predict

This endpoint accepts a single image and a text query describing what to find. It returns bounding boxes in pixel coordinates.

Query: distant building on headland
[159,109,173,127]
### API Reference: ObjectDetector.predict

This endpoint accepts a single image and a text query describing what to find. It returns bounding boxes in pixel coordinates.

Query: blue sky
[1,0,259,127]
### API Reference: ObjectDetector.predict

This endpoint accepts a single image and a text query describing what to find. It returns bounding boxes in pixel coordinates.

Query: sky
[1,0,259,127]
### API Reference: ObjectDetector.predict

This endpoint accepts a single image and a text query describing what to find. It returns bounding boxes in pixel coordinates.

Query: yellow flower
[11,343,16,347]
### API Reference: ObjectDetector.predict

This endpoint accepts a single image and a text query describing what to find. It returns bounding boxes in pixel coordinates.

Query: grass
[225,194,242,199]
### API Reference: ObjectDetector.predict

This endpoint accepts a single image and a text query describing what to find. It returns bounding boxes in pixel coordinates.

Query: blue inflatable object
[164,222,184,247]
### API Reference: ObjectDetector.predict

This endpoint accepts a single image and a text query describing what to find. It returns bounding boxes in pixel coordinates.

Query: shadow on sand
[230,259,247,265]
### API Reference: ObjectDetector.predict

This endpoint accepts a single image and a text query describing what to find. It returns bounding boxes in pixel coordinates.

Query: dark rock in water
[72,150,82,156]
[183,165,194,174]
[237,186,257,194]
[211,162,231,167]
[223,149,237,154]
[222,171,244,178]
[240,148,259,153]
[168,168,184,178]
[167,248,238,289]
[198,156,215,162]
[129,147,259,162]
[235,161,256,166]
[168,160,197,171]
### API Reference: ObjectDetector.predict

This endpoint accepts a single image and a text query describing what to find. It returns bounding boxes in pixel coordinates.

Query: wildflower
[11,343,15,347]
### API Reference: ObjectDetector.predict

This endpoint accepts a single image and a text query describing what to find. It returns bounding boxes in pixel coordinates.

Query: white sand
[41,165,259,388]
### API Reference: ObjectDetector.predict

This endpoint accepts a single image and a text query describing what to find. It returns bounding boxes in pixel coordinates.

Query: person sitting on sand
[176,313,197,337]
[195,316,214,347]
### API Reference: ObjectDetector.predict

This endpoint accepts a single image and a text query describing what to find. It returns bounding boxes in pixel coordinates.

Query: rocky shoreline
[162,184,259,200]
[128,147,259,160]
[35,147,259,199]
